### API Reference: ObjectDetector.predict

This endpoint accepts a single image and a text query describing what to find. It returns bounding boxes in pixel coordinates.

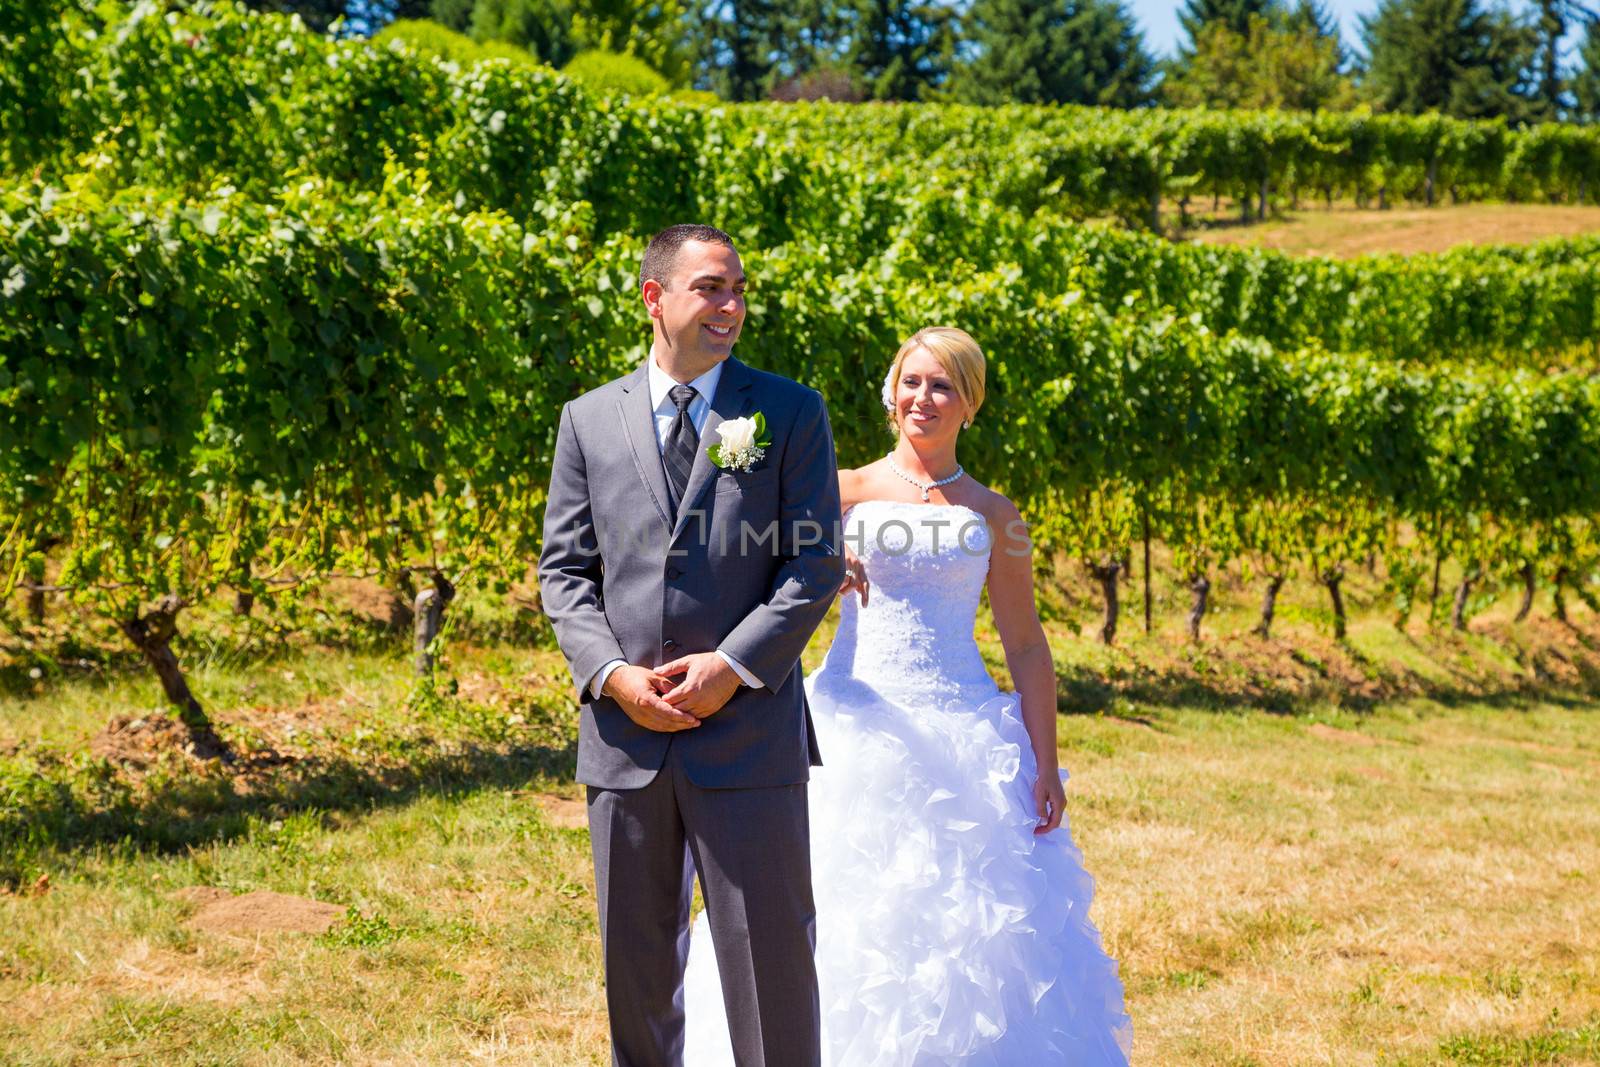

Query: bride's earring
[962,418,971,430]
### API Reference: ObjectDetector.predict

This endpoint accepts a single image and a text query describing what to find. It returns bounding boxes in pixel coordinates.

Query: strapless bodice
[813,500,998,707]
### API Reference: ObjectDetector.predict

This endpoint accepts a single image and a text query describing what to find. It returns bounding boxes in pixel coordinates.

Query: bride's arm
[984,495,1065,834]
[837,468,868,602]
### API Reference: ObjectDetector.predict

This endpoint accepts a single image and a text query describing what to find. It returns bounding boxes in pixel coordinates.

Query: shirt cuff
[715,649,763,690]
[589,659,627,700]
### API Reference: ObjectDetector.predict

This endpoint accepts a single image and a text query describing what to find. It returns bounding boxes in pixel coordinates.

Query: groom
[539,224,843,1067]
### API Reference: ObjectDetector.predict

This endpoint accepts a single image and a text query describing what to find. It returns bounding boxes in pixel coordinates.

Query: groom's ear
[641,279,665,319]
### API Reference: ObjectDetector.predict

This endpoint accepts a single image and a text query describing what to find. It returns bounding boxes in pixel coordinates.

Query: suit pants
[586,745,820,1067]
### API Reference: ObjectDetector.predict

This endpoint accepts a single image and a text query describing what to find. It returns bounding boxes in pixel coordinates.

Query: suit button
[663,639,678,651]
[666,566,682,579]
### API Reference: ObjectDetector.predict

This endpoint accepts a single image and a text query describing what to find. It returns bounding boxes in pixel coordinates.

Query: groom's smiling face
[643,239,747,372]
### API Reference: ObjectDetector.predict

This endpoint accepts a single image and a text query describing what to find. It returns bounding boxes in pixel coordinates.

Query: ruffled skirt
[682,670,1133,1066]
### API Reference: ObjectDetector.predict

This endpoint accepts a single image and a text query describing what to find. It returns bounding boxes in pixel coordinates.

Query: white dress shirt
[587,355,763,699]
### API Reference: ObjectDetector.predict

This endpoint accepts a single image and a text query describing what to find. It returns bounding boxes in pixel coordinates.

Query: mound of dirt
[177,889,344,935]
[88,714,291,774]
[90,714,215,768]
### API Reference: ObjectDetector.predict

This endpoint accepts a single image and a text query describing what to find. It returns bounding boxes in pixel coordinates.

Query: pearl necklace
[886,454,965,502]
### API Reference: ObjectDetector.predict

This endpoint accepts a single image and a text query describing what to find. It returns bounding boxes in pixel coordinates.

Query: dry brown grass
[1076,701,1600,1065]
[4,690,1597,1064]
[1178,201,1600,258]
[3,573,1600,1064]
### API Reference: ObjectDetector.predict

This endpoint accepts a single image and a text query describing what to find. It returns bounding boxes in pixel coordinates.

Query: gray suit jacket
[538,356,844,790]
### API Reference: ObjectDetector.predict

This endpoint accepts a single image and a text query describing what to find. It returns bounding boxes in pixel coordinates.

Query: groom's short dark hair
[641,224,738,290]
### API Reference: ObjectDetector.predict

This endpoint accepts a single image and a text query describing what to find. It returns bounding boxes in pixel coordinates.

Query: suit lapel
[671,356,755,541]
[616,363,672,532]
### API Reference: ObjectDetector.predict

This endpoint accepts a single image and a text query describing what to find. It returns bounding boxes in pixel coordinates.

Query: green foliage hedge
[5,0,1596,365]
[562,48,669,98]
[373,18,542,69]
[5,167,1599,628]
[4,0,1600,664]
[727,102,1600,224]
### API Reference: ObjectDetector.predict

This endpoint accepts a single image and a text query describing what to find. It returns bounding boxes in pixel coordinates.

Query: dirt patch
[1065,608,1600,716]
[113,940,272,1005]
[1350,766,1393,782]
[230,692,370,752]
[1072,626,1393,712]
[182,889,344,935]
[89,714,221,768]
[530,793,588,830]
[324,576,409,631]
[1235,633,1388,705]
[1309,723,1386,747]
[88,714,292,777]
[1530,760,1580,777]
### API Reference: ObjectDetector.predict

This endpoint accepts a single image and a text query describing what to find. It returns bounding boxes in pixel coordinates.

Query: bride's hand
[1032,773,1065,835]
[838,547,869,604]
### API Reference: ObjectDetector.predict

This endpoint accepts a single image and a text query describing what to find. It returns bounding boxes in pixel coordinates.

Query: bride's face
[893,346,967,443]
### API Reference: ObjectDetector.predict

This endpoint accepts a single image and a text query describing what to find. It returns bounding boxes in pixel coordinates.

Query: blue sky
[1127,0,1377,58]
[1125,1,1584,61]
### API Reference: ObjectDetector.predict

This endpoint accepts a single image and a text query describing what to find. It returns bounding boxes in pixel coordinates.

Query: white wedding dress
[683,500,1133,1066]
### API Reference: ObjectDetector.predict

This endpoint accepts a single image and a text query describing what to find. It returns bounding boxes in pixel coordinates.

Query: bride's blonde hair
[881,327,987,432]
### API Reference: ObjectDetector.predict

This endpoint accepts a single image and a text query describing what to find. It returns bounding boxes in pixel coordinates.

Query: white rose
[717,416,759,453]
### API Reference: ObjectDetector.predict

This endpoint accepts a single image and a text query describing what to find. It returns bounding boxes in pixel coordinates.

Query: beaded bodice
[813,500,999,707]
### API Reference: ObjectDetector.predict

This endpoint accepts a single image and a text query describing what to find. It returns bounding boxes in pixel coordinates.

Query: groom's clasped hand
[603,654,743,731]
[654,651,743,717]
[600,651,741,731]
[597,663,697,732]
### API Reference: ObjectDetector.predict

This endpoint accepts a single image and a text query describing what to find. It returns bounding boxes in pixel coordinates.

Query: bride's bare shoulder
[839,460,891,510]
[967,483,1027,537]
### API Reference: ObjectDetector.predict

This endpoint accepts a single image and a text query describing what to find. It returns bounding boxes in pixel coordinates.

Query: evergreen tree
[693,0,786,99]
[1576,16,1600,121]
[1358,0,1538,122]
[759,0,858,96]
[1527,1,1597,119]
[1285,0,1347,67]
[1177,0,1282,53]
[469,0,575,65]
[1286,0,1337,37]
[1165,12,1355,111]
[429,0,475,32]
[846,0,957,100]
[786,0,856,76]
[955,0,1156,107]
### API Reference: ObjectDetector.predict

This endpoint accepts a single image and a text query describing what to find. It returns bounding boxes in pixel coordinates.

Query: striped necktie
[664,383,699,516]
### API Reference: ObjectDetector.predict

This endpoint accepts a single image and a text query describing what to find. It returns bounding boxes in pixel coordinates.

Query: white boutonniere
[710,412,771,473]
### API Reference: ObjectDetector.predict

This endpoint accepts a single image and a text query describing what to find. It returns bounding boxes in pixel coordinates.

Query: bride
[682,326,1133,1065]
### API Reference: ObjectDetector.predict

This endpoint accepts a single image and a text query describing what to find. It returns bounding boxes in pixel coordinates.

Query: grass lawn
[2,567,1600,1065]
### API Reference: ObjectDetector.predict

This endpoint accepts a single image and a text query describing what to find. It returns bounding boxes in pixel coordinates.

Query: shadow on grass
[0,604,560,702]
[0,733,577,889]
[1054,626,1600,718]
